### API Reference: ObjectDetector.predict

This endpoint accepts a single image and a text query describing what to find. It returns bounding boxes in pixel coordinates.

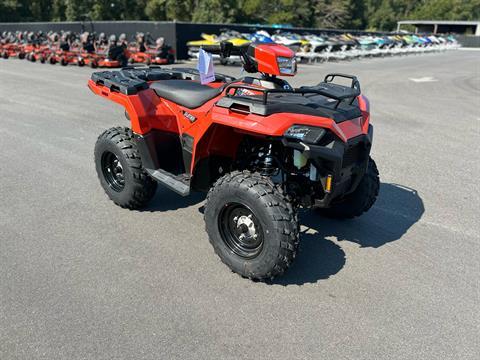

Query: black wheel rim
[219,203,264,259]
[101,151,125,192]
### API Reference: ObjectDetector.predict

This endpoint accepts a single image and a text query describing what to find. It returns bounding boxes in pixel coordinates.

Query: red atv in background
[0,31,28,59]
[1,42,26,59]
[26,48,49,63]
[128,45,175,65]
[26,42,51,63]
[89,34,130,68]
[89,42,379,281]
[128,34,175,65]
[50,33,86,67]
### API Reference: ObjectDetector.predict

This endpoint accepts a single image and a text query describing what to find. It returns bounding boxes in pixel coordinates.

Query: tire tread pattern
[95,127,157,210]
[205,170,299,280]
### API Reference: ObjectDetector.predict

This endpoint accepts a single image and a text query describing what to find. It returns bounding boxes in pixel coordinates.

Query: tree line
[1,0,479,31]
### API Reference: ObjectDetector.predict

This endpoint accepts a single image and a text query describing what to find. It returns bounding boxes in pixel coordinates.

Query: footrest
[146,169,190,196]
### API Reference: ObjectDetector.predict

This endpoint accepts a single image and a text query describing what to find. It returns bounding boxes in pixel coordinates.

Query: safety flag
[197,48,215,84]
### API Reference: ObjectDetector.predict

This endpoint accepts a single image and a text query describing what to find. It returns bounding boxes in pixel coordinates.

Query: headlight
[284,125,326,144]
[277,56,296,75]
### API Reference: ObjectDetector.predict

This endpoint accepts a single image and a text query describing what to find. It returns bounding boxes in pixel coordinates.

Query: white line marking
[409,76,438,83]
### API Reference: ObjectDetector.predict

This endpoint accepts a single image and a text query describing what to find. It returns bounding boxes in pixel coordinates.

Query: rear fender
[88,80,176,134]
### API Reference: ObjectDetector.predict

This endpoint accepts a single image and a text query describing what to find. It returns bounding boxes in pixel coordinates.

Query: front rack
[224,73,361,108]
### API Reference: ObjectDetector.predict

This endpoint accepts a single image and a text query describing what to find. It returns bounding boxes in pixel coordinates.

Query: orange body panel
[88,78,370,174]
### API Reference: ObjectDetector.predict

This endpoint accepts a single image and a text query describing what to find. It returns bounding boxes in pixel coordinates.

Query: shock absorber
[259,143,275,175]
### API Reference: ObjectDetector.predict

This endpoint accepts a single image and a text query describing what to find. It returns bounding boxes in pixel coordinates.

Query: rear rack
[223,73,361,109]
[90,66,236,95]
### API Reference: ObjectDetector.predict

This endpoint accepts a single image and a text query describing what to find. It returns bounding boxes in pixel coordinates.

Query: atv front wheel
[94,127,157,210]
[204,171,299,281]
[318,157,379,219]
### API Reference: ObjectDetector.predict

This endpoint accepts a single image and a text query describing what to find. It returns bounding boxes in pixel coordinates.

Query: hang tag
[197,48,215,84]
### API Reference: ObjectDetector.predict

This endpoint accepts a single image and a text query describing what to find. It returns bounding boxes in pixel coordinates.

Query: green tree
[0,0,479,31]
[239,0,315,27]
[29,0,53,21]
[145,0,167,20]
[314,0,352,28]
[269,0,314,27]
[65,0,92,21]
[347,0,366,29]
[191,0,239,23]
[0,1,20,22]
[0,0,33,22]
[51,0,67,21]
[365,0,396,30]
[364,0,420,30]
[411,0,480,21]
[145,0,193,21]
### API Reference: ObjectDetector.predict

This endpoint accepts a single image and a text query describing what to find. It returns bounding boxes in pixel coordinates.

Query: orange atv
[89,42,379,281]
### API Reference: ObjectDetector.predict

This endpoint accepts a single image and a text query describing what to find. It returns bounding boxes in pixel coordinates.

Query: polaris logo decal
[183,111,196,123]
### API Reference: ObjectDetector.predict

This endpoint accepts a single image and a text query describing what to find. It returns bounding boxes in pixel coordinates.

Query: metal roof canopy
[397,20,480,36]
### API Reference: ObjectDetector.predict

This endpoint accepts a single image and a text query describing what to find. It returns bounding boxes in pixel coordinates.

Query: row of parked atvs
[187,30,460,64]
[0,31,175,68]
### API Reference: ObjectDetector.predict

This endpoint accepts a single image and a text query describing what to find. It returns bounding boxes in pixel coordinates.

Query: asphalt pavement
[0,50,479,359]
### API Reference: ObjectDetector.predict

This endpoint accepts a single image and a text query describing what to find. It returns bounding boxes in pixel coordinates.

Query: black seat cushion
[150,80,222,109]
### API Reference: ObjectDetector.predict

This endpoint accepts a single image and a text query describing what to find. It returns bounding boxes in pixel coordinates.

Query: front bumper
[282,125,373,207]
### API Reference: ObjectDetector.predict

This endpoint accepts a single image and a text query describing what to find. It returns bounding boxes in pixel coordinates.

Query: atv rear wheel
[204,171,299,281]
[318,157,379,219]
[94,127,157,210]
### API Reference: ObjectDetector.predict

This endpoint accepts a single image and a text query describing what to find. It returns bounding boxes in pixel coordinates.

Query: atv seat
[150,80,222,109]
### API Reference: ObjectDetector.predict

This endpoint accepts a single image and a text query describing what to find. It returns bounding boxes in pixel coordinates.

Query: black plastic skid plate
[91,66,235,95]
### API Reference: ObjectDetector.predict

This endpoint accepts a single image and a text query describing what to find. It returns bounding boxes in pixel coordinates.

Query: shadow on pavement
[140,182,424,286]
[272,183,424,285]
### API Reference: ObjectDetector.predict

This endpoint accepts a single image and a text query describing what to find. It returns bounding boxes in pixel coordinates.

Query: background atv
[89,42,379,281]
